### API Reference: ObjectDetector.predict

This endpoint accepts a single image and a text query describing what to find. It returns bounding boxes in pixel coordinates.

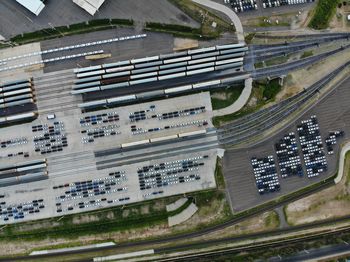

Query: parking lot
[0,0,198,39]
[224,76,350,212]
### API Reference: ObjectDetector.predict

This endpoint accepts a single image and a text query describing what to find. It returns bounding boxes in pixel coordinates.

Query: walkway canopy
[16,0,45,16]
[73,0,106,16]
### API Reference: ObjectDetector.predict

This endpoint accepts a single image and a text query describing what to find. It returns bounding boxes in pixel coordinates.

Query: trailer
[102,71,131,79]
[0,79,29,88]
[191,51,220,60]
[159,61,188,70]
[186,62,215,71]
[129,77,158,86]
[17,163,47,173]
[130,72,158,80]
[132,66,160,75]
[215,62,243,71]
[6,112,37,122]
[3,94,33,102]
[216,52,245,61]
[133,60,163,69]
[215,57,244,66]
[158,67,186,76]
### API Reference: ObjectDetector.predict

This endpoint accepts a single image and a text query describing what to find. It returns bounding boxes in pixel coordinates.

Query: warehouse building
[73,0,106,15]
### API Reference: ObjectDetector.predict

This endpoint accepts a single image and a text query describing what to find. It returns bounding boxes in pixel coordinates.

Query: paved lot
[0,0,199,39]
[223,76,350,212]
[0,88,217,224]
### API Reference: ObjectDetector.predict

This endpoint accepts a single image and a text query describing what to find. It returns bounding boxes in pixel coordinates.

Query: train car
[132,66,160,75]
[186,67,214,76]
[102,60,131,69]
[187,56,216,65]
[73,81,101,90]
[17,163,47,173]
[2,88,32,98]
[100,76,130,85]
[131,56,159,64]
[215,62,243,71]
[218,47,248,55]
[150,134,178,143]
[76,69,105,78]
[191,51,220,60]
[163,56,191,64]
[105,65,134,73]
[102,71,131,79]
[133,60,163,69]
[78,99,107,108]
[100,82,129,91]
[6,112,37,122]
[187,46,216,55]
[221,74,249,84]
[215,43,245,50]
[158,72,186,81]
[159,51,187,60]
[178,129,207,138]
[18,159,46,168]
[129,77,158,86]
[215,57,244,66]
[74,76,102,84]
[121,139,150,148]
[73,65,102,74]
[186,62,215,71]
[192,80,221,89]
[106,94,136,104]
[135,90,164,99]
[1,82,31,92]
[3,93,33,103]
[0,79,29,88]
[3,98,34,108]
[164,85,192,94]
[130,72,158,80]
[216,52,245,60]
[158,67,186,76]
[71,87,100,95]
[159,61,188,70]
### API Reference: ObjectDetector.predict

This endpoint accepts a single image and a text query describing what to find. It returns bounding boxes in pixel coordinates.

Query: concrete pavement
[334,141,350,184]
[191,0,245,43]
[213,77,252,117]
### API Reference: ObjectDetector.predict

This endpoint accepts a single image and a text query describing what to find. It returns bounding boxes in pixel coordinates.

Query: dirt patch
[286,154,350,225]
[141,205,150,215]
[72,214,99,224]
[173,37,198,51]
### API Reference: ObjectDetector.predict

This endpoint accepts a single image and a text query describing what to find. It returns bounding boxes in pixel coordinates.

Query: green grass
[244,33,256,44]
[214,157,226,189]
[264,211,280,228]
[264,55,290,67]
[212,79,281,127]
[301,50,314,59]
[309,0,339,29]
[10,18,134,45]
[210,85,245,110]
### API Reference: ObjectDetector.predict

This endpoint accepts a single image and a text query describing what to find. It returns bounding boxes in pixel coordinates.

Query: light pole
[48,22,64,37]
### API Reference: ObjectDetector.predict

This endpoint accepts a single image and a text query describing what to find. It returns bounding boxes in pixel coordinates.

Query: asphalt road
[0,0,198,39]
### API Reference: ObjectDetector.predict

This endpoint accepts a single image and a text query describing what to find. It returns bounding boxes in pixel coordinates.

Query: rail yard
[0,0,350,261]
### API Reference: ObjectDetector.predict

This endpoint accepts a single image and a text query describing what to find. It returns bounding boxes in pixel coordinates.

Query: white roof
[16,0,45,16]
[73,0,106,16]
[348,14,350,21]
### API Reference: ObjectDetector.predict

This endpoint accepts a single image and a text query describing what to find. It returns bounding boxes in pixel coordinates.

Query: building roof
[16,0,45,16]
[73,0,106,16]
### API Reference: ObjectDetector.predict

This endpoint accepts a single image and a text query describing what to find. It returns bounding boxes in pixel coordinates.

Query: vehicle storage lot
[0,149,217,224]
[0,0,198,39]
[224,76,350,212]
[0,92,216,224]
